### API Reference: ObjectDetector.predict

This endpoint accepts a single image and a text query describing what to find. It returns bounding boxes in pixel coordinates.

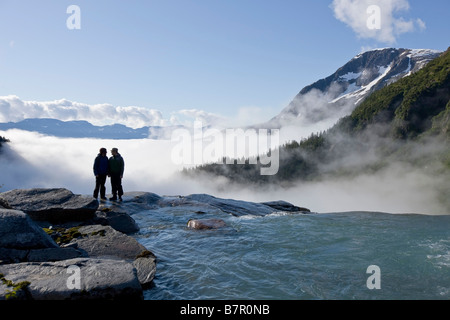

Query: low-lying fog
[1,129,448,215]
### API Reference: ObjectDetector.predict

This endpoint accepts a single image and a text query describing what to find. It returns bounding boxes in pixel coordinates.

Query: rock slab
[0,258,142,300]
[69,225,156,288]
[0,188,99,223]
[261,200,311,213]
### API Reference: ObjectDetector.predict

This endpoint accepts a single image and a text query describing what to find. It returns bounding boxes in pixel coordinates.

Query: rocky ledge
[0,188,311,300]
[0,188,155,300]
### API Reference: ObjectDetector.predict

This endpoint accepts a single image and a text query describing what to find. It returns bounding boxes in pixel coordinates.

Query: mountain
[186,47,450,188]
[267,48,442,128]
[0,118,181,140]
[339,48,450,139]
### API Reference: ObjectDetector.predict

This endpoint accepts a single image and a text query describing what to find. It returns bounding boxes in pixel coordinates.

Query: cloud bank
[0,95,227,129]
[1,129,447,215]
[331,0,426,44]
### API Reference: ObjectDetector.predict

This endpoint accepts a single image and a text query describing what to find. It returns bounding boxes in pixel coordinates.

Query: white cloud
[0,95,167,129]
[169,109,227,128]
[233,106,280,128]
[0,95,280,131]
[331,0,426,44]
[416,18,426,31]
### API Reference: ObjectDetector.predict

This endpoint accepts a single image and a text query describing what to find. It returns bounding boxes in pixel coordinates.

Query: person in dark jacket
[93,148,109,200]
[109,147,125,201]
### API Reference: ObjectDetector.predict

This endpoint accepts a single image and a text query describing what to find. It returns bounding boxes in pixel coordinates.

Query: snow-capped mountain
[268,48,442,128]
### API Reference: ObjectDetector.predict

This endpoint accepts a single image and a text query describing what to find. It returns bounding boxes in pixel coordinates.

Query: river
[132,207,450,300]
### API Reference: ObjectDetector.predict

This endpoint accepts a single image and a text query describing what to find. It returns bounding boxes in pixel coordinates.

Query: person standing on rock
[109,147,125,201]
[93,148,109,201]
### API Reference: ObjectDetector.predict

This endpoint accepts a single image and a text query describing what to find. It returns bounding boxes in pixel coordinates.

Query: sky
[0,0,449,125]
[1,0,449,213]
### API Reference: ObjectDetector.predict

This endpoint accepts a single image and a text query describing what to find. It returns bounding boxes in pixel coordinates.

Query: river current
[132,208,450,300]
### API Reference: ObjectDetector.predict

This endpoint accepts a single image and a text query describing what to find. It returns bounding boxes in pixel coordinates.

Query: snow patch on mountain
[332,64,392,104]
[265,48,442,137]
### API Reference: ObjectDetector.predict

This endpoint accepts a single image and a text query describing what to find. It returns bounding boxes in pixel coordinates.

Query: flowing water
[132,208,450,300]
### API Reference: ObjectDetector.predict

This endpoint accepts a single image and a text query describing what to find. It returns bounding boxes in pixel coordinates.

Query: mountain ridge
[0,118,182,140]
[267,47,442,129]
[338,47,450,139]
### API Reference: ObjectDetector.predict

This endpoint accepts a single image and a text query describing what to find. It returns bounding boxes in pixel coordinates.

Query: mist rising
[1,128,447,215]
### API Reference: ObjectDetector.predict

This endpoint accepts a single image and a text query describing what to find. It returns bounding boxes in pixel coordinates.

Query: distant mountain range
[0,118,181,140]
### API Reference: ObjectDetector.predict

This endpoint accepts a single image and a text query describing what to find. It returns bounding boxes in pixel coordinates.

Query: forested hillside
[186,48,450,185]
[0,136,9,149]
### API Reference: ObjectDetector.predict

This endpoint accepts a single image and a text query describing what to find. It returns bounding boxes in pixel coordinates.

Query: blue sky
[0,0,448,121]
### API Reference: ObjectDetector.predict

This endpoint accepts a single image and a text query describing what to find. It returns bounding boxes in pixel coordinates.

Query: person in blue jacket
[93,147,109,200]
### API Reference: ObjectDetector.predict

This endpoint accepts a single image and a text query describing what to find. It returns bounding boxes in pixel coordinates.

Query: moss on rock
[43,226,86,245]
[0,273,31,300]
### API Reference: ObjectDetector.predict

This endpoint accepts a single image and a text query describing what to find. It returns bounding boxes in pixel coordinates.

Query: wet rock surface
[0,188,98,223]
[187,218,227,230]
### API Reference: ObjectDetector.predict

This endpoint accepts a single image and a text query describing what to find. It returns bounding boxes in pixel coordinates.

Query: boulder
[95,207,139,234]
[69,225,156,287]
[187,218,227,230]
[0,188,98,223]
[0,209,87,264]
[133,251,157,288]
[0,209,58,250]
[0,258,143,300]
[116,192,163,214]
[261,200,311,213]
[122,191,162,206]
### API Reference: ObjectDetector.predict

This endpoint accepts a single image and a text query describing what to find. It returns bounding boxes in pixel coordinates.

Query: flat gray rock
[72,225,147,260]
[70,225,156,287]
[0,258,142,300]
[0,188,98,223]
